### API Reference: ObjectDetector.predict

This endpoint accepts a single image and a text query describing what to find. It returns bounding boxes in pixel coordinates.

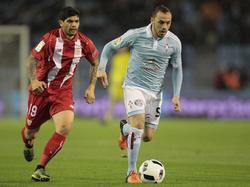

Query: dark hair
[152,5,171,17]
[58,7,80,21]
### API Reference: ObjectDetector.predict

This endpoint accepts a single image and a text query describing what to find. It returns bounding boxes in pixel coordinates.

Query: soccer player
[21,7,100,181]
[98,5,183,183]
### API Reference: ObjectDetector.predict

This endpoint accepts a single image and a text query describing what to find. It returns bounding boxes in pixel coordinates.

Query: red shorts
[25,90,74,129]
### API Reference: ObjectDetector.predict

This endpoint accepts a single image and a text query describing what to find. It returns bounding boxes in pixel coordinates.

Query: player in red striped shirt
[20,7,100,181]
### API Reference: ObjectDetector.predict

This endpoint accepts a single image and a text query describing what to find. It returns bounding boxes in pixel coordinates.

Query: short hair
[58,7,80,21]
[152,5,171,17]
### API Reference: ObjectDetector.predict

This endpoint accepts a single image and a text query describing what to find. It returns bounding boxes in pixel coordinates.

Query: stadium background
[0,1,250,186]
[0,0,249,118]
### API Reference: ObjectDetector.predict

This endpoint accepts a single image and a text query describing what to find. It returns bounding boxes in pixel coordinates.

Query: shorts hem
[50,107,74,116]
[127,110,144,117]
[145,122,158,129]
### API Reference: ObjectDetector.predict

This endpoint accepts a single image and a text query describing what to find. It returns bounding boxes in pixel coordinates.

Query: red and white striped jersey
[31,28,99,94]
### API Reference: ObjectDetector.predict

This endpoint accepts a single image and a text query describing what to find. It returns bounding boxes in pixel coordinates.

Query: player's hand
[31,79,47,94]
[172,96,181,112]
[84,85,95,104]
[97,70,109,88]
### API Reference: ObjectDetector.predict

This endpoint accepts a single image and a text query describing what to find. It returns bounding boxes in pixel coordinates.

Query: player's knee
[133,121,144,129]
[56,124,72,136]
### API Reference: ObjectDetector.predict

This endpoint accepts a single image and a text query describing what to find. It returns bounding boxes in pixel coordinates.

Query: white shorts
[123,86,163,129]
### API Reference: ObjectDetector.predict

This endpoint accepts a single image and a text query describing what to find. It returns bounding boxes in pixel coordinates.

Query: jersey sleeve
[31,33,51,61]
[170,38,182,68]
[98,29,137,70]
[83,37,99,64]
[110,29,137,49]
[170,39,183,97]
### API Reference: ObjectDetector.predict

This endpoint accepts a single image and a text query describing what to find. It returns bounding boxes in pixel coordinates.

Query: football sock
[21,127,33,148]
[123,123,132,136]
[35,165,45,170]
[127,127,143,175]
[39,132,66,167]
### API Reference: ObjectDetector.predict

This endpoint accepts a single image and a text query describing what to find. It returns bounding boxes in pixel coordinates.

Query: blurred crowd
[101,0,250,46]
[0,0,249,93]
[1,0,250,45]
[0,0,249,117]
[214,65,248,91]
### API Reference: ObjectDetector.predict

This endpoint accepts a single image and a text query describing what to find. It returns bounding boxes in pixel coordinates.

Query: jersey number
[28,104,38,117]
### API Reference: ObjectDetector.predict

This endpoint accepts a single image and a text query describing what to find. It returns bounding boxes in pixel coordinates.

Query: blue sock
[123,123,132,136]
[127,127,143,175]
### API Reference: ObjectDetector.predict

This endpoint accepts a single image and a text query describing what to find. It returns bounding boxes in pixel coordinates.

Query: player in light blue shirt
[98,5,183,183]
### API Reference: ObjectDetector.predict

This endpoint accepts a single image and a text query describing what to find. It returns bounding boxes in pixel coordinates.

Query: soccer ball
[139,159,165,183]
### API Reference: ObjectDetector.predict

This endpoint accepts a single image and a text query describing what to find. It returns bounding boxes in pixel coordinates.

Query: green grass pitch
[0,118,250,187]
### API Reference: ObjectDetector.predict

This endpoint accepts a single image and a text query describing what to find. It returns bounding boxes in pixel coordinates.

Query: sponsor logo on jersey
[35,40,45,52]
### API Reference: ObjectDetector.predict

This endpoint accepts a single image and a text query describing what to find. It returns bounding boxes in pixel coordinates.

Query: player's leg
[37,110,73,168]
[21,92,50,162]
[142,127,156,142]
[118,119,129,150]
[118,87,144,150]
[32,90,74,182]
[119,119,157,148]
[21,127,39,162]
[142,91,162,142]
[32,110,74,182]
[126,114,144,183]
[122,87,147,183]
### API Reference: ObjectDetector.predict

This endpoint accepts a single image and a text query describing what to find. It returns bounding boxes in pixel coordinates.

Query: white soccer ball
[139,159,165,183]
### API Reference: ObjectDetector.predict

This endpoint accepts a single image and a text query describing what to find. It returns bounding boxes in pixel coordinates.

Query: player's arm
[84,58,99,104]
[98,29,137,88]
[84,38,100,104]
[171,66,182,112]
[96,42,113,88]
[170,40,183,112]
[26,54,47,94]
[28,33,51,94]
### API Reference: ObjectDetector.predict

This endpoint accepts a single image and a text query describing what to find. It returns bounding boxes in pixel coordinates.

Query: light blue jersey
[99,24,183,96]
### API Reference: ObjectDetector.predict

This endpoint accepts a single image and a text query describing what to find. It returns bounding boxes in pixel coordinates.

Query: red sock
[21,127,33,148]
[39,132,66,167]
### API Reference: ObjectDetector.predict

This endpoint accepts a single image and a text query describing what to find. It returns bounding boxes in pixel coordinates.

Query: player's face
[59,16,80,39]
[151,11,172,39]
